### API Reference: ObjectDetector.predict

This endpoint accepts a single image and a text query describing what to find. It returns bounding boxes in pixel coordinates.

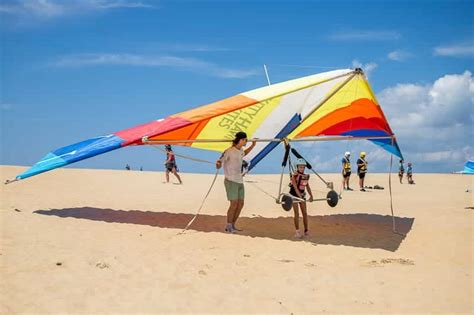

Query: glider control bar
[142,135,395,144]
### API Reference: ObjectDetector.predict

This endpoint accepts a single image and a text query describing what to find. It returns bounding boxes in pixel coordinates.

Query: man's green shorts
[224,179,245,201]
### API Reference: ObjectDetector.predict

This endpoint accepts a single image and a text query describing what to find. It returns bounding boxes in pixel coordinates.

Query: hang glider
[11,68,403,182]
[456,160,474,174]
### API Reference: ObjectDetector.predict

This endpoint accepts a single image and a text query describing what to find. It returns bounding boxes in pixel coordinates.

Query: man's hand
[216,160,222,169]
[244,139,257,156]
[308,195,314,202]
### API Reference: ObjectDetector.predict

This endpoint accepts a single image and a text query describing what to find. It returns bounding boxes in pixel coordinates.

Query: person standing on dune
[164,145,182,184]
[216,131,256,233]
[398,159,405,184]
[341,152,352,191]
[357,152,368,191]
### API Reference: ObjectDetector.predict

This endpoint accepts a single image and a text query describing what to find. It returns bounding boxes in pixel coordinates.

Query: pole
[389,137,398,233]
[143,135,395,145]
[263,64,271,86]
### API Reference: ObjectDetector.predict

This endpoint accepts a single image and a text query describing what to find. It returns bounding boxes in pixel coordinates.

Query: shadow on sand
[34,207,414,252]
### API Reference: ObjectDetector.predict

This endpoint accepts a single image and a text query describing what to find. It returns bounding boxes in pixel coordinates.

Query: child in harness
[289,158,314,238]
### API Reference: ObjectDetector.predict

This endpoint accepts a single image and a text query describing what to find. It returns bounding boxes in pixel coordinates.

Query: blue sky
[1,0,473,175]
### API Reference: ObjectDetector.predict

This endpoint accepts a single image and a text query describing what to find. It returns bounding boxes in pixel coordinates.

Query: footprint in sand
[364,258,414,267]
[381,258,415,265]
[305,263,317,267]
[277,259,294,263]
[96,262,110,269]
[243,254,251,258]
[198,270,207,276]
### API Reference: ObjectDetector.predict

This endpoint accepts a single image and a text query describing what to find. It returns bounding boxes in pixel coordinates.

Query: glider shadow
[34,207,414,252]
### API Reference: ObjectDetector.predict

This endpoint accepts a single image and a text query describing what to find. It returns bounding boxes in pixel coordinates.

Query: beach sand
[0,165,472,314]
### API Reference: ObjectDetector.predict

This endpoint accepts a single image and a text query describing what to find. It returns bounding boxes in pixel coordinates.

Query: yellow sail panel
[191,96,282,152]
[288,75,375,138]
[242,69,353,101]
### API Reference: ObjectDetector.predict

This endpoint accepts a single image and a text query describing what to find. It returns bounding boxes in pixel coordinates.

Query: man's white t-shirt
[222,146,244,184]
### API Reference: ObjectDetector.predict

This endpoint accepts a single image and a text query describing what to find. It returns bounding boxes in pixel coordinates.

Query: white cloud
[352,59,377,78]
[150,43,231,53]
[387,50,413,62]
[0,0,155,19]
[377,71,474,171]
[329,30,401,41]
[434,43,474,57]
[53,53,259,79]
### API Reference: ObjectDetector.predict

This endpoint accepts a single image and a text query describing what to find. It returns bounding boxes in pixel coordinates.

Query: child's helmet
[295,158,306,166]
[345,151,351,157]
[360,151,366,157]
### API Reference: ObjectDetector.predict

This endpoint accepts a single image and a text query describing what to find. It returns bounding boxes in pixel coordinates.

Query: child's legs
[172,167,182,182]
[165,170,170,182]
[292,204,300,230]
[300,202,308,231]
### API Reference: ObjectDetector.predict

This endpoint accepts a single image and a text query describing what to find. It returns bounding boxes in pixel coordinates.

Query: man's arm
[244,140,257,156]
[216,149,228,169]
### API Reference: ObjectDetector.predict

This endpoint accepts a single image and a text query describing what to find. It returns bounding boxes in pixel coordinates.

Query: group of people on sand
[164,131,414,239]
[214,131,312,238]
[341,151,369,191]
[399,159,415,184]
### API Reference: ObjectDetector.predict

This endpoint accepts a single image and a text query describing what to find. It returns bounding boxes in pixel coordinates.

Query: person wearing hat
[407,162,415,184]
[215,131,256,233]
[289,158,314,238]
[164,145,182,184]
[398,159,405,184]
[357,152,368,191]
[341,152,353,190]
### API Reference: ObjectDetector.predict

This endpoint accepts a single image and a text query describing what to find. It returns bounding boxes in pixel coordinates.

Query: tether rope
[151,145,215,165]
[388,151,398,234]
[177,169,220,235]
[246,181,279,201]
[150,145,219,235]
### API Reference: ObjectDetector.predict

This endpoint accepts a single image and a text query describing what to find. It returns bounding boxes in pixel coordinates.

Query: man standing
[357,152,368,191]
[216,131,256,233]
[342,152,352,191]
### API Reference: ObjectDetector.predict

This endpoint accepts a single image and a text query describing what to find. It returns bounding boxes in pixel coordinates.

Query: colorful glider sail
[14,68,402,181]
[456,160,474,174]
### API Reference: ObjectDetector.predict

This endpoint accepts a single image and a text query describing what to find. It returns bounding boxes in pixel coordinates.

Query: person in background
[341,152,353,190]
[289,159,314,238]
[216,131,256,233]
[125,164,131,171]
[357,152,368,191]
[398,159,405,184]
[164,145,182,184]
[407,162,415,184]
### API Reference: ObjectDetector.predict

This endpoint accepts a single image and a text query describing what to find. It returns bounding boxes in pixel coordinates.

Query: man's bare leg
[232,199,244,227]
[165,171,170,183]
[227,200,239,230]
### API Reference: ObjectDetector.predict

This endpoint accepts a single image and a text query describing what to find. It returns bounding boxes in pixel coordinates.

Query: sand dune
[0,166,472,313]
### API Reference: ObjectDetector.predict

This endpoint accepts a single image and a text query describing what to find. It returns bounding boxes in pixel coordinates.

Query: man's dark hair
[233,131,248,145]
